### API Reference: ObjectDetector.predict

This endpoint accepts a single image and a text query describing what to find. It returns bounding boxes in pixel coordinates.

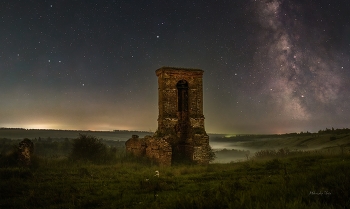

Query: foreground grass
[1,153,349,209]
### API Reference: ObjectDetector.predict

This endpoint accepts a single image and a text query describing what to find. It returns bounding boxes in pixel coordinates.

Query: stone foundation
[125,133,211,166]
[125,135,172,166]
[145,138,172,166]
[125,135,146,157]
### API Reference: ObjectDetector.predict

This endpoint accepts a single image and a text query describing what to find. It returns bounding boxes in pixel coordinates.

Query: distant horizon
[1,126,348,136]
[0,127,153,133]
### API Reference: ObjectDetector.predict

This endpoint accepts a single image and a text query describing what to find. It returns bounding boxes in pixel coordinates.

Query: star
[0,0,348,134]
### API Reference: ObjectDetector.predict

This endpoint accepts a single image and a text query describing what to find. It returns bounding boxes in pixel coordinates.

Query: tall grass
[1,150,349,208]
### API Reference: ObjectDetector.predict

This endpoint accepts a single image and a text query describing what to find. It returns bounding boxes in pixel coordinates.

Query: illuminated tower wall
[155,67,209,163]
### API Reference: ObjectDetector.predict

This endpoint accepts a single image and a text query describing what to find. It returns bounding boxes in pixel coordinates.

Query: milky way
[0,1,349,134]
[252,0,348,130]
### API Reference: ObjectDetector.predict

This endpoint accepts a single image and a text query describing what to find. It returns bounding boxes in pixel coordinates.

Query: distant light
[156,35,159,38]
[24,123,58,130]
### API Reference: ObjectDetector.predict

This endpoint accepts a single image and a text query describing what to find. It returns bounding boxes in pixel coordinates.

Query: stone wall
[125,135,172,166]
[125,135,146,157]
[18,138,34,166]
[193,144,211,164]
[125,133,211,165]
[145,138,172,166]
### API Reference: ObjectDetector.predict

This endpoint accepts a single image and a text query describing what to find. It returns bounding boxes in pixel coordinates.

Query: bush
[0,145,18,167]
[70,134,114,163]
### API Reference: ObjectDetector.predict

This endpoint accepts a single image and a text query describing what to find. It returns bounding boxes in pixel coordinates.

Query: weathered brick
[126,67,210,165]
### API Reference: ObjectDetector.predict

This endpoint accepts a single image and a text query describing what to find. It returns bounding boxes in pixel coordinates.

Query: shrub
[265,158,282,170]
[70,134,114,163]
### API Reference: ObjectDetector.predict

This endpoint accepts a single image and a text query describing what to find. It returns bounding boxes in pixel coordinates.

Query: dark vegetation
[70,134,118,163]
[0,130,350,208]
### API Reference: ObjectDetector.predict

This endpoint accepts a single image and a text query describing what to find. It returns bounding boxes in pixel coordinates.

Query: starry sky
[1,0,350,134]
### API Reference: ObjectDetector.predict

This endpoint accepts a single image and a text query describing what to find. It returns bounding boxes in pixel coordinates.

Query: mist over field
[1,128,349,163]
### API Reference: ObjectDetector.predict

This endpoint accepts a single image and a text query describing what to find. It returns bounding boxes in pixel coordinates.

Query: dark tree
[70,134,107,163]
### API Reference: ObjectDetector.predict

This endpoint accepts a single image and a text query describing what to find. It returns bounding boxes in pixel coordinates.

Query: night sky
[1,0,350,134]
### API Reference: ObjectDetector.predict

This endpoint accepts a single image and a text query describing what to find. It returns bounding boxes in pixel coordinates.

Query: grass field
[1,151,349,208]
[1,130,349,208]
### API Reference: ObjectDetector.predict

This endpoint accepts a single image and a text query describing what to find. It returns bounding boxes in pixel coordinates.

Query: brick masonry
[18,138,34,166]
[125,67,211,165]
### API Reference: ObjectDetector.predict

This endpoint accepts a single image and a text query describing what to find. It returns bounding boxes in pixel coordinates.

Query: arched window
[176,80,188,112]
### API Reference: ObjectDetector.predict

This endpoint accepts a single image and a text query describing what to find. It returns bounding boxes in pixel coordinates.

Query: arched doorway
[176,80,190,142]
[176,80,189,136]
[173,80,191,163]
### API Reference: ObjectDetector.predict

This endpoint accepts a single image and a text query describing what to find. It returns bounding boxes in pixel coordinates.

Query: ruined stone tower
[156,67,205,138]
[125,67,211,165]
